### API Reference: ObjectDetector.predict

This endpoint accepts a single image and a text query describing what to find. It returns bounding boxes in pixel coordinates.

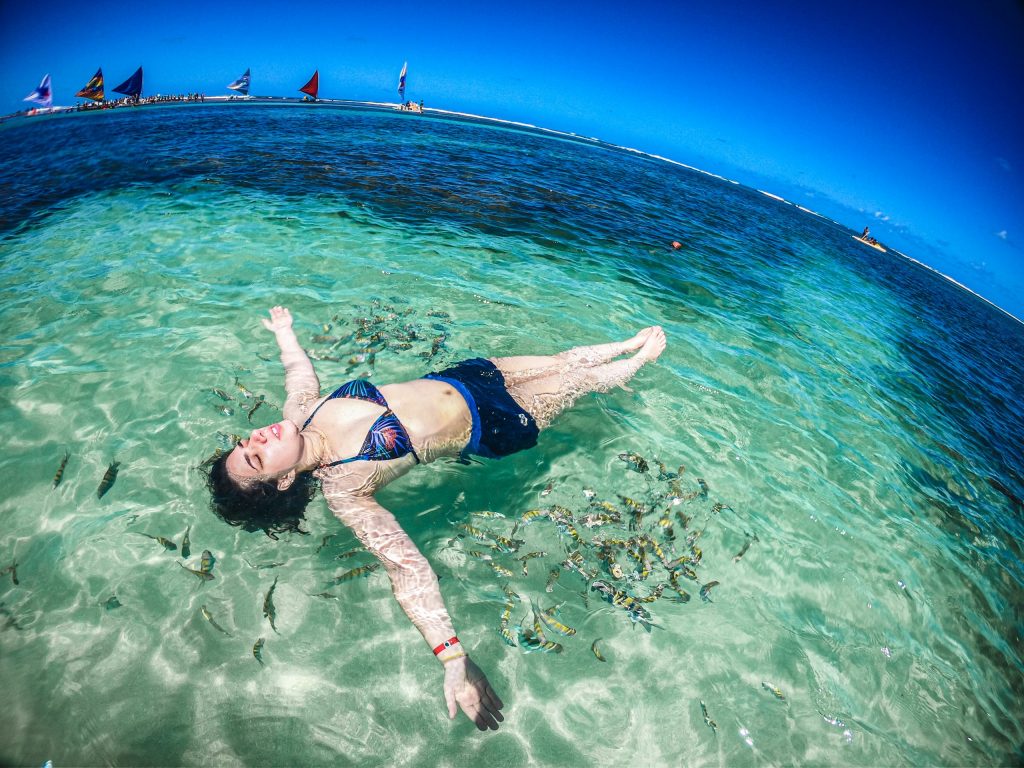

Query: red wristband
[432,636,460,656]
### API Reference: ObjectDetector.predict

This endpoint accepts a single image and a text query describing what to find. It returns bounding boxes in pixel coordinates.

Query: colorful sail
[299,70,319,100]
[24,74,53,108]
[397,61,408,101]
[76,68,104,102]
[113,66,143,98]
[228,68,250,96]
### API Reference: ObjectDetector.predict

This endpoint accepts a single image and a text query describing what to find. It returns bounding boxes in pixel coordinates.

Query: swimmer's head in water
[225,421,305,488]
[206,440,316,539]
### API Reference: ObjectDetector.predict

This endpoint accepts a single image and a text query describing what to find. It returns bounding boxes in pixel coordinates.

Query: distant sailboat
[228,68,251,96]
[113,66,143,99]
[76,68,104,102]
[397,61,408,102]
[24,74,53,108]
[299,70,319,100]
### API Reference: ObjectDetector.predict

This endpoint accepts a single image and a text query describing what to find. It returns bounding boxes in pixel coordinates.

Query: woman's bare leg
[490,327,656,376]
[492,327,666,429]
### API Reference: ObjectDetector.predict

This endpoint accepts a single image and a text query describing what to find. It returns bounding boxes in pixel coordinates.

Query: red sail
[299,70,319,100]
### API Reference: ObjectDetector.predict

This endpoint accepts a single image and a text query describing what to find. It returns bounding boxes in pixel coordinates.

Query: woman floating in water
[207,306,666,731]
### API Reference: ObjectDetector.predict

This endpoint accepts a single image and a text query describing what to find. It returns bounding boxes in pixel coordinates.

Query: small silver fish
[516,550,546,576]
[733,538,753,563]
[545,567,560,593]
[761,681,785,701]
[471,510,506,519]
[334,547,365,560]
[699,580,720,602]
[501,582,521,603]
[181,525,191,559]
[245,559,286,570]
[618,452,649,473]
[201,605,232,636]
[263,576,279,633]
[700,700,718,733]
[330,562,380,584]
[247,397,265,423]
[235,378,256,399]
[135,532,177,551]
[179,562,215,582]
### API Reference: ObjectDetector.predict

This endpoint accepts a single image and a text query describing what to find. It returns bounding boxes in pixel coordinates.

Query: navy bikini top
[302,380,420,468]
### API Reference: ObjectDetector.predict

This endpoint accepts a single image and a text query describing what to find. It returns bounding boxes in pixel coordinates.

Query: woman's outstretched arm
[321,482,504,730]
[261,306,321,420]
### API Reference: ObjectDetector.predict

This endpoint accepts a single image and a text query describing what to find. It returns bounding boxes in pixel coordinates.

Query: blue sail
[397,61,408,101]
[113,67,143,98]
[228,68,250,96]
[24,74,53,108]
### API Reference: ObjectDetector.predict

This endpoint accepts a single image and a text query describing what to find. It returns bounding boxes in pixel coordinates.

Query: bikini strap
[301,397,330,430]
[301,380,390,430]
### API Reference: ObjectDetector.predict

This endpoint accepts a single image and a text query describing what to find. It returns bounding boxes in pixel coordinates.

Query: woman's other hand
[442,655,504,731]
[261,306,293,334]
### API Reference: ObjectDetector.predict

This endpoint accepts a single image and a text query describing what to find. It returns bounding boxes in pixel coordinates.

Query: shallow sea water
[1,103,1022,767]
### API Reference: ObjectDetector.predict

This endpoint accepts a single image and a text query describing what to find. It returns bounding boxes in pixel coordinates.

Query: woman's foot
[623,326,655,353]
[635,326,666,363]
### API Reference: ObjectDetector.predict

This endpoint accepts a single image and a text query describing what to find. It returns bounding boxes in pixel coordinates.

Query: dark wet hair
[205,452,316,539]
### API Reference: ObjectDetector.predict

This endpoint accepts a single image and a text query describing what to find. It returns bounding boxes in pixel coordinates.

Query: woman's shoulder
[283,388,321,425]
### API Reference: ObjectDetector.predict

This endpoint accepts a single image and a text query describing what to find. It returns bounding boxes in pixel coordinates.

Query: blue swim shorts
[424,358,539,459]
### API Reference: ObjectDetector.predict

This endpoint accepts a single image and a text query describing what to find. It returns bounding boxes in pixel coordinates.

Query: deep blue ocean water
[1,102,1022,767]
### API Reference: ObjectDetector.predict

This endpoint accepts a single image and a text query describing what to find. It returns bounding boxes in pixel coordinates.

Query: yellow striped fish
[52,450,70,489]
[331,562,381,584]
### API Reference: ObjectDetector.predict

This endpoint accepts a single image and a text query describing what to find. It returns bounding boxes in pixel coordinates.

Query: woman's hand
[261,306,293,334]
[442,655,504,731]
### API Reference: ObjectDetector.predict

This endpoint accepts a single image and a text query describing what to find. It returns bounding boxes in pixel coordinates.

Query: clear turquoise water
[1,103,1022,767]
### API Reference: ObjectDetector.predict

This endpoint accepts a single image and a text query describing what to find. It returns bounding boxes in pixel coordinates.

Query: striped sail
[76,68,104,102]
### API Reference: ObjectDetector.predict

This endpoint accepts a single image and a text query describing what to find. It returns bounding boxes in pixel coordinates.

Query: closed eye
[237,441,260,472]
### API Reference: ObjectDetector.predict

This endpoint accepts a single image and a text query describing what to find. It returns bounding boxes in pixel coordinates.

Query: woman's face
[225,420,304,484]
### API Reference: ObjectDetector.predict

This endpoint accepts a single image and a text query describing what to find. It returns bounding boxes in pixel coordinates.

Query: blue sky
[2,0,1022,317]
